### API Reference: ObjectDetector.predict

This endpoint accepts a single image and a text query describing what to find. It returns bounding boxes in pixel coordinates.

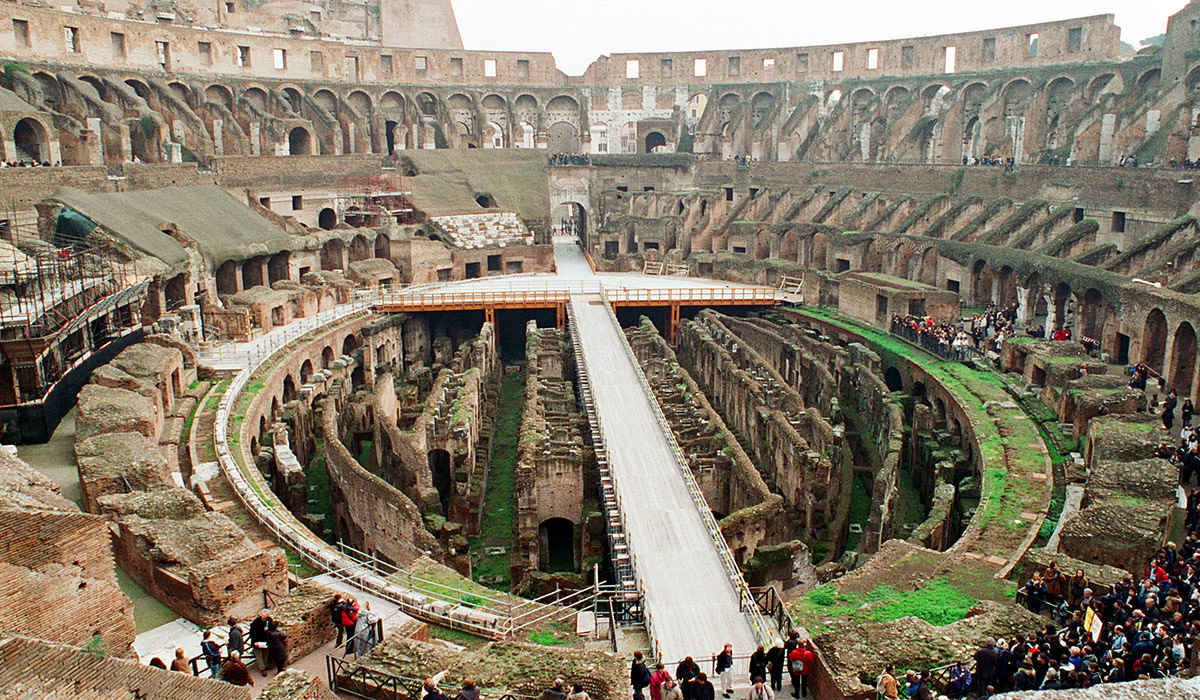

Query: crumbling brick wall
[0,452,136,657]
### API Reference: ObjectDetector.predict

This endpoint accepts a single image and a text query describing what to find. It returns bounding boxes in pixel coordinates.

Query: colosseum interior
[3,0,1200,698]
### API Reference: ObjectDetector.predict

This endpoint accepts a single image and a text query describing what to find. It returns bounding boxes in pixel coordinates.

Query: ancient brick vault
[3,0,1200,698]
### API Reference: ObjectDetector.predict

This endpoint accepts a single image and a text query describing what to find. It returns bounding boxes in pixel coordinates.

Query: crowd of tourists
[890,303,1020,361]
[143,593,381,686]
[1,159,59,168]
[549,153,591,166]
[629,633,818,700]
[960,156,1016,170]
[878,414,1200,698]
[145,609,287,686]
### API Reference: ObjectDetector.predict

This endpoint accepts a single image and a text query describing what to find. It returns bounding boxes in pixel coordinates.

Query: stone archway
[287,127,312,156]
[1170,322,1198,398]
[1142,309,1168,375]
[538,517,576,572]
[428,449,452,515]
[13,118,48,162]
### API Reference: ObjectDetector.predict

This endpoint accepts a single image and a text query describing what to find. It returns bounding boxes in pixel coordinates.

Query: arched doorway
[342,334,360,356]
[282,375,297,403]
[268,251,290,284]
[539,517,575,572]
[288,127,312,155]
[164,274,187,309]
[551,202,588,242]
[318,208,337,230]
[547,121,579,153]
[427,449,452,514]
[1079,289,1103,343]
[13,118,47,162]
[884,367,903,392]
[1142,309,1168,375]
[1170,323,1198,398]
[645,131,667,153]
[321,345,335,368]
[300,359,313,384]
[972,260,994,305]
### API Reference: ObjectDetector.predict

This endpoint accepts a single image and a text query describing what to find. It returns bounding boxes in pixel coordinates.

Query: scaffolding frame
[333,174,417,227]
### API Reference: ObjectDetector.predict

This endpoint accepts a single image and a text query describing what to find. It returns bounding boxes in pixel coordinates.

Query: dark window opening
[947,279,961,293]
[732,245,747,254]
[725,187,734,201]
[1112,211,1126,233]
[487,254,501,271]
[835,258,851,272]
[465,262,481,279]
[1073,207,1085,223]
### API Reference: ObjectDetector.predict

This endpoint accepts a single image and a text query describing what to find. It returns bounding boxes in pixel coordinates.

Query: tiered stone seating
[431,211,533,249]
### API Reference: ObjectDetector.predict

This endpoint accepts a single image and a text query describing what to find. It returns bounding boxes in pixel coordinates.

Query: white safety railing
[210,290,595,640]
[594,290,777,652]
[566,298,651,655]
[605,287,781,305]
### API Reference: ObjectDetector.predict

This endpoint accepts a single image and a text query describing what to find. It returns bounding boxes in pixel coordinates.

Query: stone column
[250,122,261,156]
[1045,294,1058,331]
[1016,286,1032,326]
[213,119,224,155]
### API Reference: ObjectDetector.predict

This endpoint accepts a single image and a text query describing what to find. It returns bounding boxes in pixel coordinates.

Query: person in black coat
[1164,389,1178,430]
[765,641,785,692]
[249,610,271,676]
[266,620,288,674]
[974,640,999,694]
[329,594,346,646]
[748,644,768,687]
[631,651,651,700]
[226,617,245,657]
[676,657,701,700]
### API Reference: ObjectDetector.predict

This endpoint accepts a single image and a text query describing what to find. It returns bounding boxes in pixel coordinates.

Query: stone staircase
[430,211,533,249]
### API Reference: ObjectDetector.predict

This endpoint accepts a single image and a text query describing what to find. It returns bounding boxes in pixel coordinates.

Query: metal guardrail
[210,290,606,641]
[586,291,776,656]
[606,287,780,305]
[375,283,780,312]
[566,299,646,636]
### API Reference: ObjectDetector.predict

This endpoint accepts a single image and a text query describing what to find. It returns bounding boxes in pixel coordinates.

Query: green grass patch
[844,474,871,551]
[307,436,333,542]
[791,578,982,633]
[429,624,488,648]
[467,369,525,591]
[356,439,373,468]
[528,630,571,646]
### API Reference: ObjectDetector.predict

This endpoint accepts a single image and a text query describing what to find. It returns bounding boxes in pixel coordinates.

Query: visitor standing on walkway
[787,640,814,698]
[266,620,288,674]
[1165,389,1178,430]
[716,643,734,697]
[200,629,222,678]
[650,662,670,700]
[765,641,785,692]
[227,617,245,658]
[676,656,701,700]
[221,650,254,687]
[631,651,651,700]
[250,609,272,676]
[693,673,716,700]
[329,594,346,646]
[746,677,773,700]
[661,677,684,700]
[749,644,767,684]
